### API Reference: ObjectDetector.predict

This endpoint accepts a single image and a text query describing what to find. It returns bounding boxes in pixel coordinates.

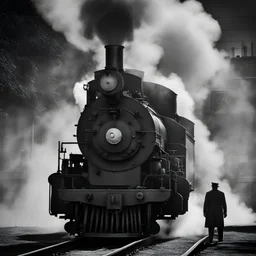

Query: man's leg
[217,227,223,241]
[208,227,214,242]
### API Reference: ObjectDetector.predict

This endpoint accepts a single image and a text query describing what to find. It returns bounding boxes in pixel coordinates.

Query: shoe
[218,239,223,242]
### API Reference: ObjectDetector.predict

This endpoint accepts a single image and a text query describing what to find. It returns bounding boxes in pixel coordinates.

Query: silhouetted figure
[203,182,227,243]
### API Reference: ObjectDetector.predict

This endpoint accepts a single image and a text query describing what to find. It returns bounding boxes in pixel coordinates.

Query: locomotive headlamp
[97,70,124,98]
[106,128,122,145]
[100,73,118,92]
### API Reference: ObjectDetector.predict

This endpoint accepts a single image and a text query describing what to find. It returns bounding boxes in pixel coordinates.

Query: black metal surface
[143,81,177,119]
[105,45,124,70]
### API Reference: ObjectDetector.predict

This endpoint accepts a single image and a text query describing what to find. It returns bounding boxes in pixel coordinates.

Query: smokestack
[105,45,124,71]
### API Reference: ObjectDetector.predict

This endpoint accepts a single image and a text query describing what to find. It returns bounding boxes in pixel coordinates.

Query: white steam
[32,0,101,52]
[73,80,88,111]
[0,104,79,229]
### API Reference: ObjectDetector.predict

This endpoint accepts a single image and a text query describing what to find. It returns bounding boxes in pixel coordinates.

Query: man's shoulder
[206,190,212,195]
[207,190,225,195]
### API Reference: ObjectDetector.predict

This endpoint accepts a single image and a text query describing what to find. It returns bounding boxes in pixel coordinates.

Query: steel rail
[17,237,83,256]
[103,235,155,256]
[181,235,209,256]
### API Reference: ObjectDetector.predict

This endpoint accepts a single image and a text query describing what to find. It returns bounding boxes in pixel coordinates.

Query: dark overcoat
[203,189,227,228]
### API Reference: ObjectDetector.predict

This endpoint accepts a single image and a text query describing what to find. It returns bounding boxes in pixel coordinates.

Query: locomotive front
[48,45,195,237]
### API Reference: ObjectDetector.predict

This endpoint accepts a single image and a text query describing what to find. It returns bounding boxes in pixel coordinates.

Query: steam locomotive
[48,45,195,237]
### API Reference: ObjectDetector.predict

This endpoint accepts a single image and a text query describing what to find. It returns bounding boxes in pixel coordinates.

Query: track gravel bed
[0,227,142,256]
[0,227,71,256]
[1,225,256,256]
[61,236,154,256]
[199,225,256,256]
[137,236,205,256]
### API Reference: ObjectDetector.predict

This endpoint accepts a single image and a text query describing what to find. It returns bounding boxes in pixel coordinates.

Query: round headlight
[100,74,118,92]
[106,128,122,145]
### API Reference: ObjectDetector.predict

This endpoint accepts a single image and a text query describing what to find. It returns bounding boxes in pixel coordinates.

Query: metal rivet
[136,192,144,201]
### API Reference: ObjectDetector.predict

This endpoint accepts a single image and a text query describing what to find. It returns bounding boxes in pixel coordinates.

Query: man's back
[203,183,227,243]
[204,189,227,228]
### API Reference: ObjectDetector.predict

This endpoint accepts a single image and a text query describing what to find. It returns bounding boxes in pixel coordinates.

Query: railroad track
[135,235,209,256]
[102,235,209,256]
[17,237,83,256]
[103,235,155,256]
[180,235,209,256]
[16,235,155,256]
[17,235,208,256]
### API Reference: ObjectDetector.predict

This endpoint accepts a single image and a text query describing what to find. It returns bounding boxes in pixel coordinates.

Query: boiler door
[77,96,157,171]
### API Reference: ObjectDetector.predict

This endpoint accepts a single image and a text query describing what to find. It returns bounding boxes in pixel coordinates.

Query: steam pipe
[105,45,124,71]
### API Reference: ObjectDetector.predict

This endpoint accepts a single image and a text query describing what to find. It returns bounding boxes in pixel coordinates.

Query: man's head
[211,182,219,190]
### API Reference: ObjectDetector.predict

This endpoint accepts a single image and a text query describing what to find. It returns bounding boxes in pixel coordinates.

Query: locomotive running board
[58,188,171,207]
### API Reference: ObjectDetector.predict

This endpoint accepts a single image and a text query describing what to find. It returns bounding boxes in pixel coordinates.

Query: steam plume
[0,104,79,227]
[80,0,147,45]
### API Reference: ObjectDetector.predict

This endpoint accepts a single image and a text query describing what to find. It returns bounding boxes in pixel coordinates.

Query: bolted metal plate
[107,193,122,210]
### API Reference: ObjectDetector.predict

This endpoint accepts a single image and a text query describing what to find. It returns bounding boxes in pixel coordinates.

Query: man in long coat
[203,182,227,243]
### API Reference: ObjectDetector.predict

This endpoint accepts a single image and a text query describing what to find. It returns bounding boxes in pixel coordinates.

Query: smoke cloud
[2,0,253,233]
[0,103,79,228]
[80,0,147,45]
[32,0,147,49]
[32,0,100,52]
[0,112,30,207]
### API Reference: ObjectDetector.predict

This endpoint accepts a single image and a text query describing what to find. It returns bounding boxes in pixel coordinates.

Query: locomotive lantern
[48,45,195,237]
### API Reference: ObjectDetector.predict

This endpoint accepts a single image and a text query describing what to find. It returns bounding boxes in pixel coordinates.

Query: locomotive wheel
[149,221,160,235]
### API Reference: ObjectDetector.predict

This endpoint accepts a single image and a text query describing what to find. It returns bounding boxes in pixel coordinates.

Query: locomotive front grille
[82,204,142,235]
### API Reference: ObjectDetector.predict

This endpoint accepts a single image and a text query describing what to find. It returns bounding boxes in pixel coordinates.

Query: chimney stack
[105,45,124,71]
